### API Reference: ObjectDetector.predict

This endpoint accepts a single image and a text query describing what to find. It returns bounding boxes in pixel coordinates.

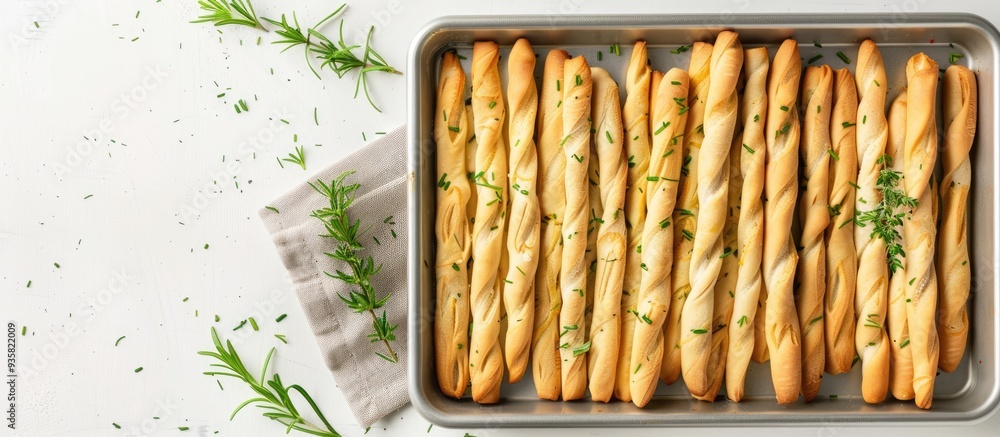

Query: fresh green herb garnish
[950,52,965,64]
[670,45,690,54]
[310,171,398,363]
[198,327,342,436]
[194,2,400,111]
[836,51,851,64]
[276,314,287,323]
[115,336,126,346]
[855,154,917,273]
[654,121,670,135]
[282,146,307,170]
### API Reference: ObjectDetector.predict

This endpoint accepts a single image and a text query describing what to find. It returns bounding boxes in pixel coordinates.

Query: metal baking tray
[407,13,1000,427]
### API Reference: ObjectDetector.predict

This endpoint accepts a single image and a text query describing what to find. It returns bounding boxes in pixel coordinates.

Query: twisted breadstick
[630,68,689,407]
[469,41,507,404]
[587,67,628,403]
[532,49,570,401]
[763,39,802,405]
[502,38,540,384]
[726,47,768,402]
[662,41,712,385]
[886,91,914,401]
[559,56,592,401]
[853,39,890,404]
[699,119,743,402]
[825,68,858,376]
[798,65,832,401]
[682,30,741,399]
[938,65,977,373]
[616,42,651,401]
[903,52,940,410]
[434,52,472,399]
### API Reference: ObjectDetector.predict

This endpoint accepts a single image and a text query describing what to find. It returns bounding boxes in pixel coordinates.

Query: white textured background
[2,0,998,436]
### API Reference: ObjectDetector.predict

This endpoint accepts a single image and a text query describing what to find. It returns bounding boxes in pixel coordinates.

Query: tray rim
[406,12,1000,428]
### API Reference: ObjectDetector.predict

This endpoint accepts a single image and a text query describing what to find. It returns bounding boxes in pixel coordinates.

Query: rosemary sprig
[282,146,307,170]
[192,0,267,30]
[198,327,341,437]
[855,154,918,273]
[309,171,399,363]
[192,1,401,111]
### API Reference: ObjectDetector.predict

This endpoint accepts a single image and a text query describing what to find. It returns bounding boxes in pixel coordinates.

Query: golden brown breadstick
[797,65,832,402]
[903,52,940,410]
[662,41,713,385]
[699,116,743,402]
[630,68,689,407]
[502,38,540,384]
[763,39,802,405]
[825,68,858,376]
[587,67,628,403]
[937,65,977,373]
[682,31,741,399]
[434,52,471,399]
[559,56,592,401]
[469,41,507,404]
[616,42,651,401]
[532,49,570,401]
[886,90,914,401]
[854,39,890,404]
[726,47,768,401]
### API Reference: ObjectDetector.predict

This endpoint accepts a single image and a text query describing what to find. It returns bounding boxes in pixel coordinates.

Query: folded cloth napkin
[258,125,408,428]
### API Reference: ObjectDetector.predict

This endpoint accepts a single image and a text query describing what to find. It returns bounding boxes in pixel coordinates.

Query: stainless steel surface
[407,13,1000,427]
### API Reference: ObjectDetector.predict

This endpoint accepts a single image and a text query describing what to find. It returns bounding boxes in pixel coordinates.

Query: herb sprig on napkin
[310,171,399,363]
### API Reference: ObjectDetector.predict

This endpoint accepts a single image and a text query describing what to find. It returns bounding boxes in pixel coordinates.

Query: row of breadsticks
[432,34,977,409]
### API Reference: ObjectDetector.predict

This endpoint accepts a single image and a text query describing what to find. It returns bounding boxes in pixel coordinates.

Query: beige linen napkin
[258,126,408,427]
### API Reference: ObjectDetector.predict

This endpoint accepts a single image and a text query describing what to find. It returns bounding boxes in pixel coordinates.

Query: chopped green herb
[836,51,851,64]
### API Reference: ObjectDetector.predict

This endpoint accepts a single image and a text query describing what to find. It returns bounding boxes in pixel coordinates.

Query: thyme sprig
[855,154,918,273]
[198,327,341,437]
[192,1,401,111]
[309,171,399,363]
